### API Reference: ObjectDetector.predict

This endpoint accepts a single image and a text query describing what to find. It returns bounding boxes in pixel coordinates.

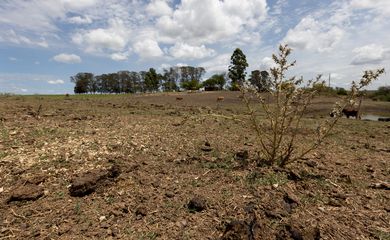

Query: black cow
[330,108,360,119]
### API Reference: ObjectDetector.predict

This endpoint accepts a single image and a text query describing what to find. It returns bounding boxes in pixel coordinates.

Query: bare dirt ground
[0,91,389,240]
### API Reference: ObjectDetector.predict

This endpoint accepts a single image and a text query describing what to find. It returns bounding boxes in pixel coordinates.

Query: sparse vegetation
[0,92,389,239]
[0,45,388,239]
[370,86,390,101]
[241,44,385,166]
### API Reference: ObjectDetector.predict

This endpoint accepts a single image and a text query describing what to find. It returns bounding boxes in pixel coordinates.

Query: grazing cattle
[342,108,360,119]
[176,97,183,101]
[217,96,224,101]
[330,108,360,119]
[378,117,390,122]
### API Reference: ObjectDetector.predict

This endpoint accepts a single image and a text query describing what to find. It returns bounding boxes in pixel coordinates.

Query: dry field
[0,91,389,239]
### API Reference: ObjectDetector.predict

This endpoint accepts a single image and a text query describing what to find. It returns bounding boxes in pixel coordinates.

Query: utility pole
[328,73,331,88]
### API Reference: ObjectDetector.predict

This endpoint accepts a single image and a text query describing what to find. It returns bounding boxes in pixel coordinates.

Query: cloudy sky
[0,0,389,94]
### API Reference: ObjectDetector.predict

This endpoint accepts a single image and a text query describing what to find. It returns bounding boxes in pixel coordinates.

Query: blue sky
[1,0,389,94]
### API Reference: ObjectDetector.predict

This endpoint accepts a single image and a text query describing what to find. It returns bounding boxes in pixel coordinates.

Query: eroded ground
[0,92,389,239]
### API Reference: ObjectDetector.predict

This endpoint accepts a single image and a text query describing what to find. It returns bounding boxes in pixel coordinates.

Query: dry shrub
[241,44,384,167]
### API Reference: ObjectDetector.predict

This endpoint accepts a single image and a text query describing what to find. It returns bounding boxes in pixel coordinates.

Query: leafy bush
[202,74,226,91]
[311,82,334,95]
[335,87,348,95]
[370,86,390,101]
[181,79,202,91]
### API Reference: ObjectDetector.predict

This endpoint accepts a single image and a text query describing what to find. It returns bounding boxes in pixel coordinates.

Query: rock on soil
[7,183,44,203]
[68,165,120,197]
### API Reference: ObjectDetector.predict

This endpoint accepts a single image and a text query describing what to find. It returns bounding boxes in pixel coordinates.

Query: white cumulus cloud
[72,19,130,54]
[133,39,164,58]
[110,52,130,61]
[351,44,390,65]
[48,79,65,84]
[53,53,82,63]
[350,0,390,15]
[0,30,48,48]
[146,0,173,17]
[283,17,344,52]
[200,53,231,73]
[260,57,276,69]
[67,15,93,24]
[169,43,215,59]
[156,0,267,44]
[61,0,97,10]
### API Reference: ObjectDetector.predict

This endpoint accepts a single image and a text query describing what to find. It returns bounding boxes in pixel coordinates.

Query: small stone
[181,220,187,227]
[284,191,300,205]
[99,216,106,222]
[100,223,109,229]
[165,191,175,198]
[176,220,188,228]
[305,160,318,168]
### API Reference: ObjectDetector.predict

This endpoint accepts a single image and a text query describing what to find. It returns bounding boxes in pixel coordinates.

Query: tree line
[71,66,228,94]
[70,48,276,94]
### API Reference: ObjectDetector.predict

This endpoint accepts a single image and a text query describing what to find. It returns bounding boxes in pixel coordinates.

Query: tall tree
[179,66,205,90]
[144,68,161,92]
[249,70,271,92]
[70,72,94,94]
[162,67,180,92]
[228,48,248,91]
[139,71,147,93]
[117,71,133,93]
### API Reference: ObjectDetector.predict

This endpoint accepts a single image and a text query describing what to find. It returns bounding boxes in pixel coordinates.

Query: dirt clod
[7,183,44,203]
[284,191,300,205]
[26,175,47,185]
[69,165,120,197]
[305,160,318,168]
[221,220,250,240]
[369,182,390,190]
[135,206,147,218]
[221,215,260,240]
[165,191,175,198]
[201,146,213,152]
[188,196,207,212]
[235,150,249,161]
